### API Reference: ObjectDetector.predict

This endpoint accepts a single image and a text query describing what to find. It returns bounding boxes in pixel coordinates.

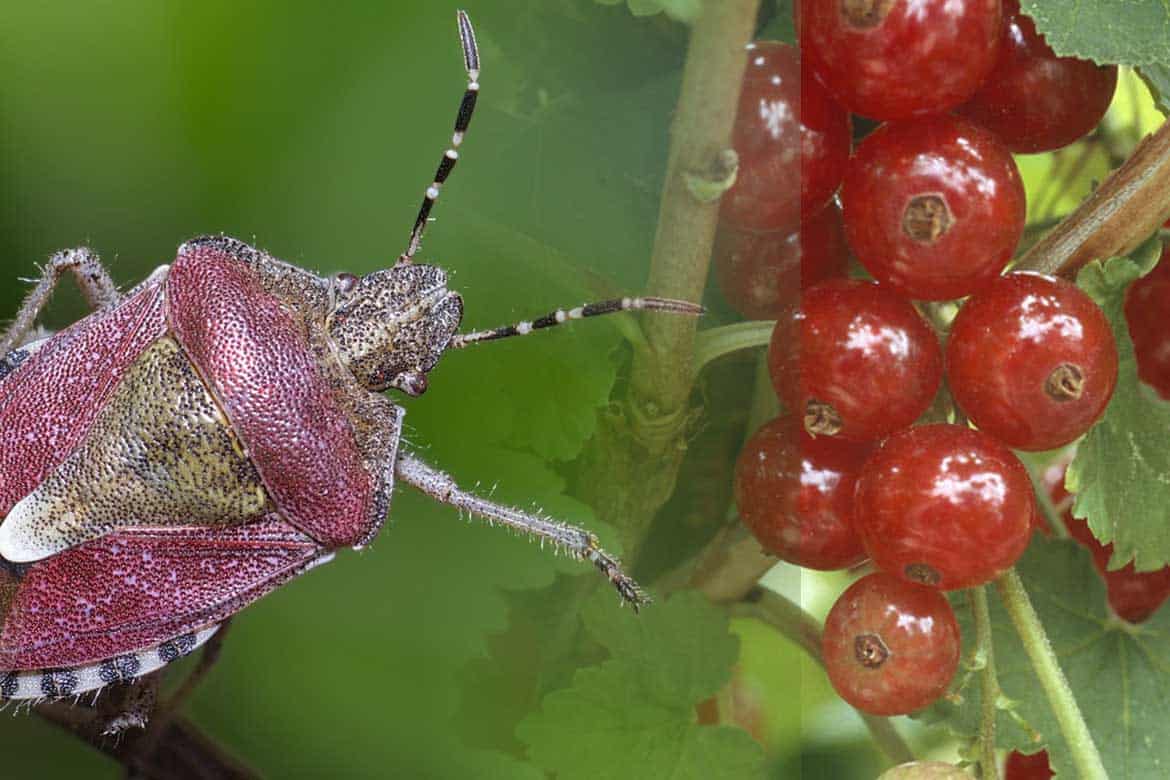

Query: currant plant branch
[1017,118,1170,278]
[575,0,760,566]
[627,0,760,442]
[732,587,915,766]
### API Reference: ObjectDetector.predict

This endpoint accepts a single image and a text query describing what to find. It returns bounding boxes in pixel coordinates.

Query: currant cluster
[723,0,1133,719]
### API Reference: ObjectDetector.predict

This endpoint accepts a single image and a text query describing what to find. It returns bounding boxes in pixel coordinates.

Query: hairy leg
[396,452,648,609]
[1,247,119,355]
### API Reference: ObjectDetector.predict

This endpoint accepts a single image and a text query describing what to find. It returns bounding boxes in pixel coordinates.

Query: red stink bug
[0,11,699,705]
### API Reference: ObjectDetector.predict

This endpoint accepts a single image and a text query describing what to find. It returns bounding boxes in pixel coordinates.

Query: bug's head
[325,263,463,396]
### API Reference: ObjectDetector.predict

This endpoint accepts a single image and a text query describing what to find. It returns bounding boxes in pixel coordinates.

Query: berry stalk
[692,320,776,374]
[970,587,1001,780]
[994,569,1107,780]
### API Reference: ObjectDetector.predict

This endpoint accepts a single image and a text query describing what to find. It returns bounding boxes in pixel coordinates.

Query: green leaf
[1019,1,1170,68]
[759,1,797,44]
[1137,63,1170,113]
[518,590,765,780]
[596,0,701,23]
[1019,1,1170,112]
[1067,242,1170,570]
[923,540,1170,778]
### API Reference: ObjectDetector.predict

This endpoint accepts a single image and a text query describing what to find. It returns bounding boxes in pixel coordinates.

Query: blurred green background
[3,2,1154,778]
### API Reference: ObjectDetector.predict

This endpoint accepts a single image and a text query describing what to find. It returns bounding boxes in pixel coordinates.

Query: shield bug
[0,10,700,705]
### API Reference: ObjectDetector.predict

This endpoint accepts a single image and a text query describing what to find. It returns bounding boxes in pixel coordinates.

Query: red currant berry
[1004,750,1053,780]
[714,203,850,319]
[800,0,1001,121]
[720,41,851,233]
[822,572,960,716]
[1044,462,1170,623]
[1125,246,1170,399]
[947,273,1119,451]
[855,424,1034,590]
[956,0,1118,153]
[768,279,942,441]
[734,416,870,570]
[841,115,1026,300]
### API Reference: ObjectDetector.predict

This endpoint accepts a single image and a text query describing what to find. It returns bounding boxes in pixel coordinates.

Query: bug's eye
[335,272,359,295]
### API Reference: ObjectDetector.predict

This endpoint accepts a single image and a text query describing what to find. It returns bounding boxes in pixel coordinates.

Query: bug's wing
[0,277,168,515]
[0,515,326,671]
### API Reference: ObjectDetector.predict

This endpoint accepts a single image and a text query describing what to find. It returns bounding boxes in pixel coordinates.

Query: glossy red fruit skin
[841,115,1026,301]
[855,424,1034,590]
[714,203,850,319]
[947,273,1119,451]
[1004,750,1053,780]
[1044,462,1170,623]
[800,0,1001,121]
[768,279,942,442]
[822,572,960,716]
[956,0,1118,153]
[720,41,851,233]
[1125,247,1170,399]
[734,415,870,570]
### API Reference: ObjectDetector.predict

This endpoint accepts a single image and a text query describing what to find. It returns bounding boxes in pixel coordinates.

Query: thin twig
[36,690,258,779]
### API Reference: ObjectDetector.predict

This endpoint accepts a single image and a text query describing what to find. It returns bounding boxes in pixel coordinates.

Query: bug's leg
[160,618,233,716]
[0,247,120,355]
[35,673,160,738]
[395,452,650,610]
[100,674,161,736]
[448,296,704,348]
[143,619,234,739]
[399,10,480,263]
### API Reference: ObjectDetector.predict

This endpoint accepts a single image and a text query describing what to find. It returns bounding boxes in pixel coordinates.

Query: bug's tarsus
[400,10,481,264]
[448,296,705,349]
[395,452,649,608]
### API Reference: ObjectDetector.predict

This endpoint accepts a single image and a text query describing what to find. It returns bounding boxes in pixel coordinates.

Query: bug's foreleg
[1,247,120,355]
[395,452,649,610]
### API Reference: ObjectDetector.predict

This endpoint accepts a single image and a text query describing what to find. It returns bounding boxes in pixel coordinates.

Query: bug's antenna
[448,296,704,349]
[399,10,480,264]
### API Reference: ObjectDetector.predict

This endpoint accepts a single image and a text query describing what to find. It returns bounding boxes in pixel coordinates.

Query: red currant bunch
[723,0,1130,731]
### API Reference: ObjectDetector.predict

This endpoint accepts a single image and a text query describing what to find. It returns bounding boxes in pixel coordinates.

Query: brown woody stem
[1017,120,1170,277]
